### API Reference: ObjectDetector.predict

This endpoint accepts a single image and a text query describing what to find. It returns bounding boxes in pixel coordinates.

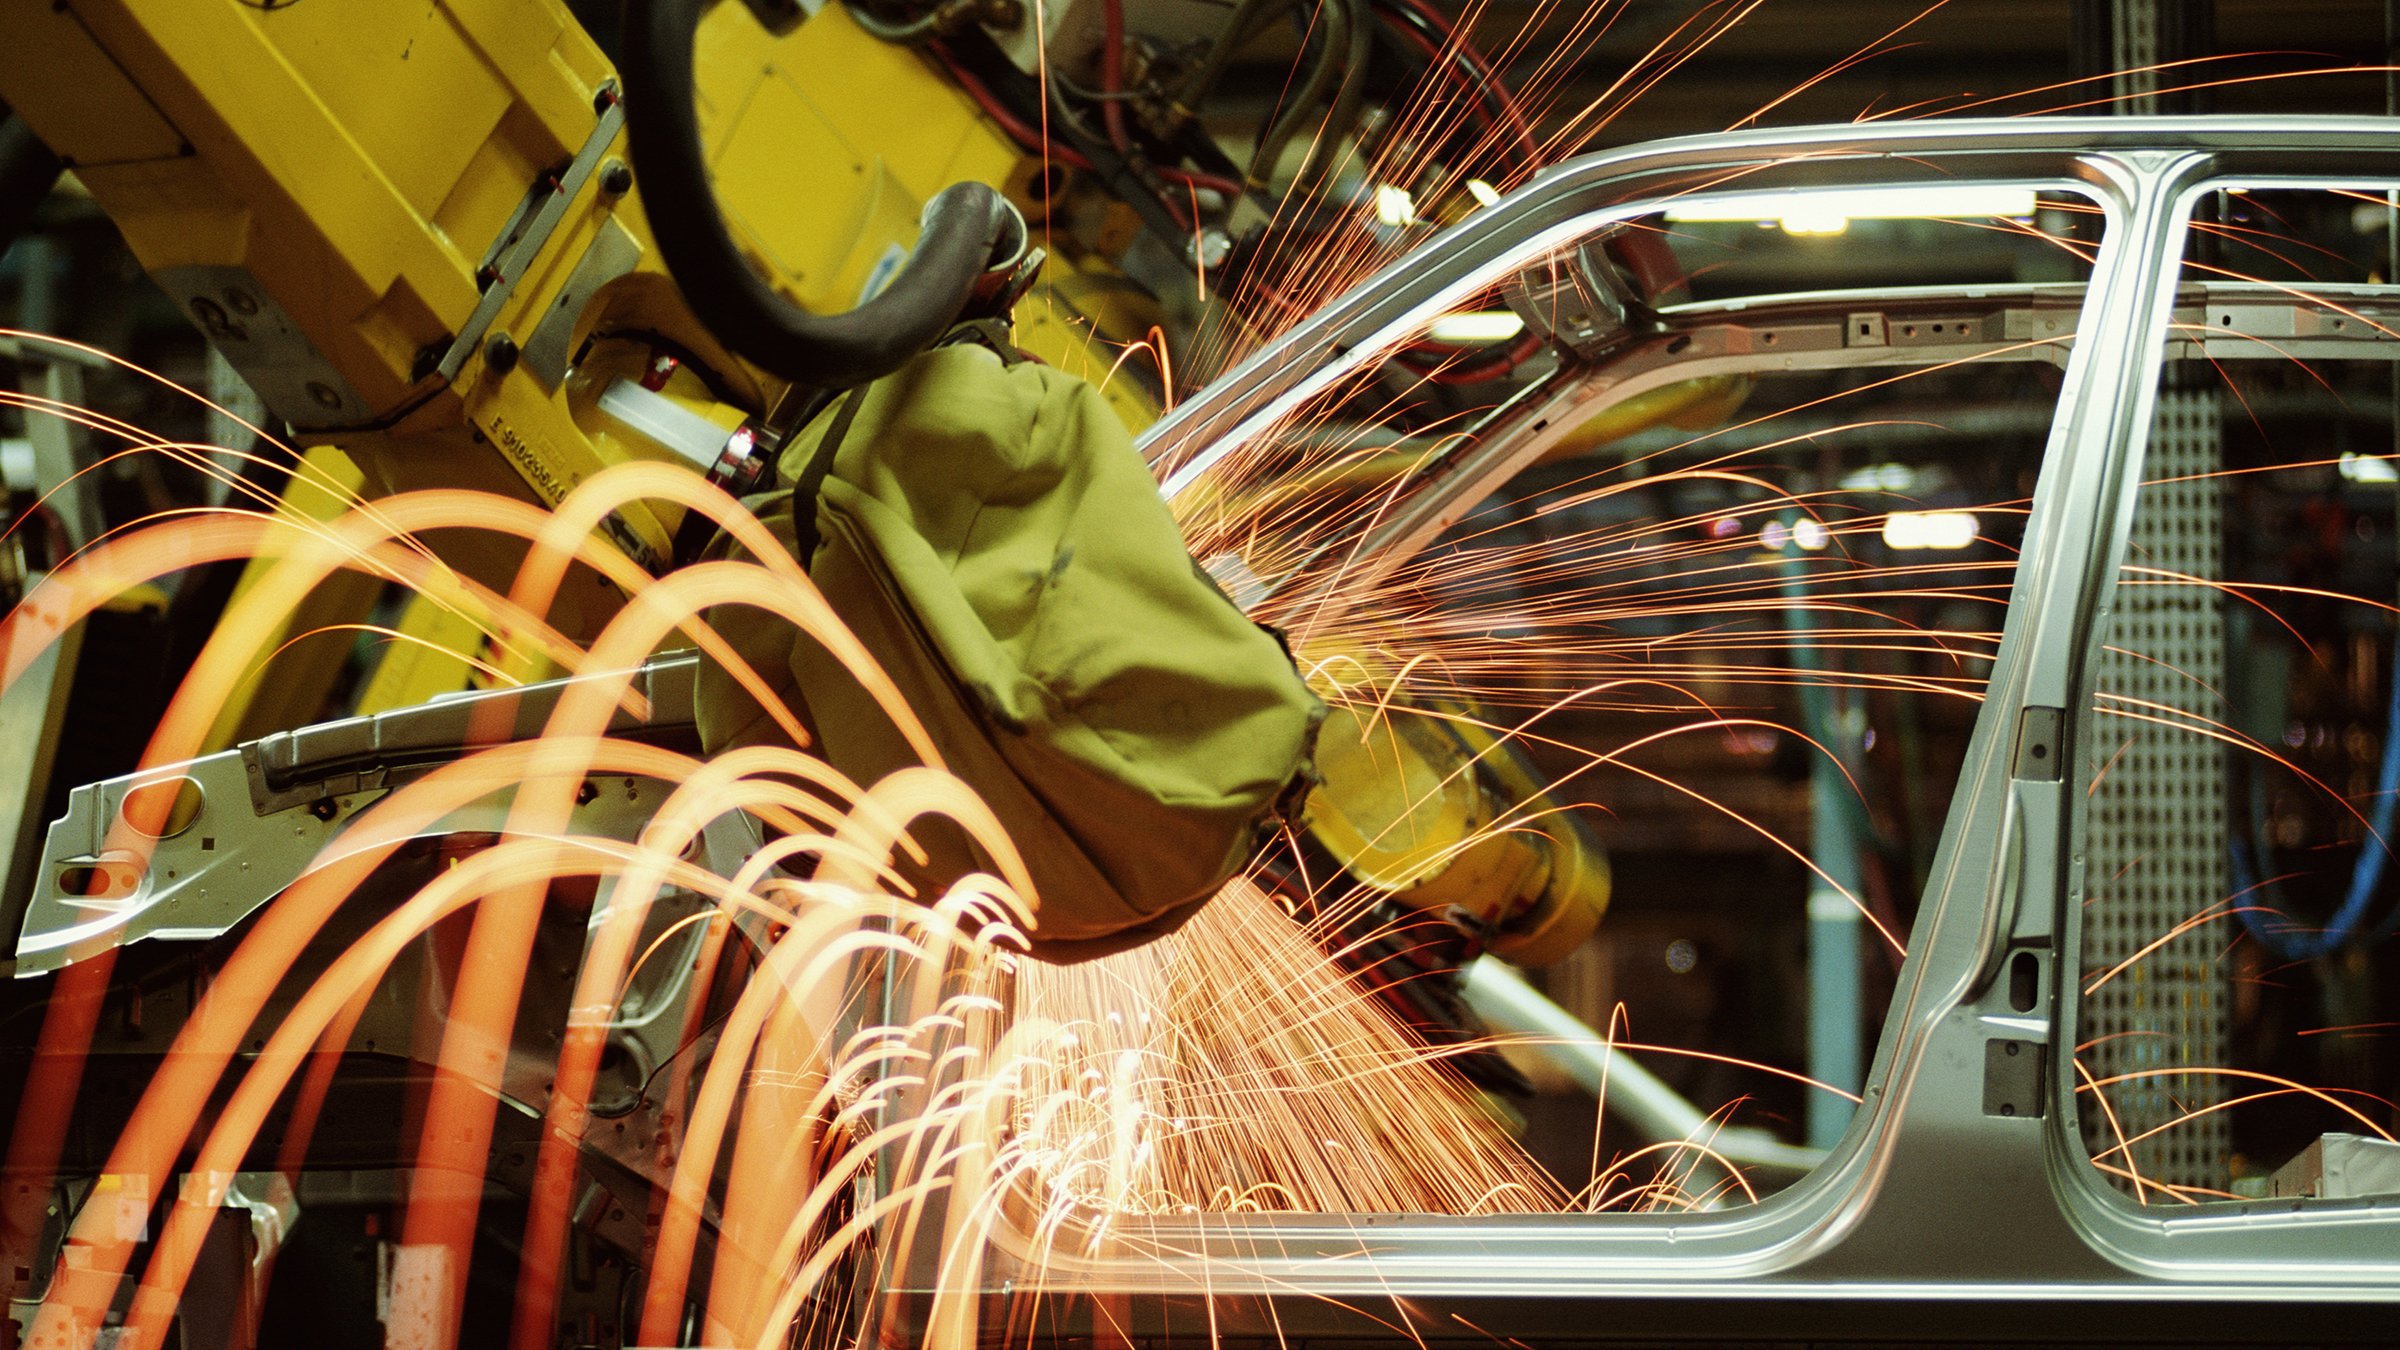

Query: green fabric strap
[787,383,872,569]
[789,321,1022,568]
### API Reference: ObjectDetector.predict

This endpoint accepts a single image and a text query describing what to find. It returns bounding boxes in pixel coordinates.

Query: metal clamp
[1505,236,1644,361]
[432,81,628,385]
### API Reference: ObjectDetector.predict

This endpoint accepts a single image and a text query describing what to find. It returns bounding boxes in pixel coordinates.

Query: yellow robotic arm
[4,1,702,581]
[0,0,1152,636]
[0,0,1610,979]
[1305,657,1612,969]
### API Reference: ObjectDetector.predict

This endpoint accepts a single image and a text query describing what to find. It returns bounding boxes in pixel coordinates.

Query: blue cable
[2230,627,2400,960]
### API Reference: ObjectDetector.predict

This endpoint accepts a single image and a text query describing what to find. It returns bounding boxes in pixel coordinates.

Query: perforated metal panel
[2110,1,2161,111]
[2080,388,2231,1196]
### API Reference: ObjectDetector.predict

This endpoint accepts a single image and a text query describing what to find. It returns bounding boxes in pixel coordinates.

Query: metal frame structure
[1034,116,2400,1343]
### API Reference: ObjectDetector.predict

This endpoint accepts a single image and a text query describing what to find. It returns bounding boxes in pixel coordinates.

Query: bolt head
[484,332,520,374]
[412,338,451,382]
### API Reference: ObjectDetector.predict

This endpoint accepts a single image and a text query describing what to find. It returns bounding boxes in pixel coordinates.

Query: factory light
[1778,202,1852,237]
[1467,178,1502,207]
[1427,311,1526,343]
[2339,451,2399,483]
[1372,183,1418,228]
[1663,185,2040,237]
[1839,462,1917,492]
[1792,518,1831,551]
[1882,510,1980,550]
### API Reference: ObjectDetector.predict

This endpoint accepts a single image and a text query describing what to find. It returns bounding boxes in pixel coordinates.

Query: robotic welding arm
[0,0,1032,602]
[0,0,1597,974]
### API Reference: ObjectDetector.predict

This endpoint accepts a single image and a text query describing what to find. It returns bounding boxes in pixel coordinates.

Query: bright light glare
[1792,518,1830,551]
[1778,204,1850,236]
[1203,551,1269,608]
[2339,452,2399,483]
[1663,186,2040,236]
[1428,311,1526,343]
[1467,179,1501,207]
[1373,183,1418,228]
[1839,462,1917,493]
[1882,511,1980,550]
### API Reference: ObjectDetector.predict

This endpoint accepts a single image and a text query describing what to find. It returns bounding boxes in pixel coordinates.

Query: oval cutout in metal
[2008,949,2041,1014]
[119,776,204,840]
[56,864,140,899]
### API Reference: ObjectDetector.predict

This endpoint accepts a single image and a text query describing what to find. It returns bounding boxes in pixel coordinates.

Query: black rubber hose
[0,102,64,258]
[1042,72,1189,243]
[1175,0,1288,114]
[1291,0,1372,192]
[1243,0,1348,190]
[621,0,1010,387]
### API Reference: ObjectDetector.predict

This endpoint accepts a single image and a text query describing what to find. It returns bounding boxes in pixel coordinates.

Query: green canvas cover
[697,339,1322,961]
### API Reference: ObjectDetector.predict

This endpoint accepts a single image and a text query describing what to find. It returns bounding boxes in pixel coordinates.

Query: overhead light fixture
[1467,179,1502,207]
[1882,511,1980,550]
[1663,186,2040,237]
[1372,183,1418,228]
[1427,311,1526,343]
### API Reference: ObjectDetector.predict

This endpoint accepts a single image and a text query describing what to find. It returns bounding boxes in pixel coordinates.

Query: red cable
[1099,0,1133,154]
[1163,164,1246,200]
[1383,20,1498,138]
[1388,0,1539,169]
[1094,1,1246,205]
[943,54,1095,169]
